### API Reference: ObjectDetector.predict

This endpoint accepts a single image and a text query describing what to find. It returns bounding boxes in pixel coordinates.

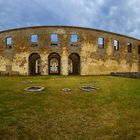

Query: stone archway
[29,53,41,75]
[48,53,61,75]
[68,53,80,75]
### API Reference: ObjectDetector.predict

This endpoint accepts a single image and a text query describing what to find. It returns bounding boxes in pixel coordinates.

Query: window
[6,37,12,46]
[51,34,58,42]
[114,40,119,51]
[128,43,132,53]
[98,37,104,49]
[31,34,38,43]
[71,34,78,43]
[138,46,140,55]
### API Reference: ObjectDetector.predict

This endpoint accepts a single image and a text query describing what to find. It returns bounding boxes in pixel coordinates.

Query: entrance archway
[29,53,41,75]
[68,53,80,75]
[48,53,61,75]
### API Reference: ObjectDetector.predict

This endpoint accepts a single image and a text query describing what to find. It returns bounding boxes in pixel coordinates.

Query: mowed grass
[0,76,140,140]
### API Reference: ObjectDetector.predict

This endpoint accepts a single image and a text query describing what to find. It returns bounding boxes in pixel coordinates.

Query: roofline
[0,25,139,41]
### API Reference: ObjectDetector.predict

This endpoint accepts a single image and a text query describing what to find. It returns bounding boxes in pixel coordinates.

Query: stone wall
[0,26,139,76]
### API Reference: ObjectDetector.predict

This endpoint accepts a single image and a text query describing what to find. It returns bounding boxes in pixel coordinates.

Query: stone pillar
[61,48,68,75]
[80,44,88,76]
[80,57,87,75]
[11,53,28,75]
[41,54,48,75]
[106,37,113,56]
[131,43,139,72]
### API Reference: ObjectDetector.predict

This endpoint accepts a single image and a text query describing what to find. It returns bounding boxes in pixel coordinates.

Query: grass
[0,76,140,140]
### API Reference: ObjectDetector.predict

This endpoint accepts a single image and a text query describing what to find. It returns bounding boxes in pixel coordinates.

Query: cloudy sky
[0,0,140,38]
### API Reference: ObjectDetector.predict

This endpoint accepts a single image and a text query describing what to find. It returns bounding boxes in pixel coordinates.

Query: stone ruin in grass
[24,86,45,92]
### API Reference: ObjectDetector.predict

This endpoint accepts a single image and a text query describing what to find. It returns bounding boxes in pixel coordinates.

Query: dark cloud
[0,0,140,38]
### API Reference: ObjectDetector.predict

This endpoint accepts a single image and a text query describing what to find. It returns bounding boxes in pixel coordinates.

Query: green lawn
[0,76,140,140]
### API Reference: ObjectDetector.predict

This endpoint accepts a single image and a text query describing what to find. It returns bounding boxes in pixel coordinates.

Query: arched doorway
[68,53,80,75]
[29,53,41,75]
[48,53,61,75]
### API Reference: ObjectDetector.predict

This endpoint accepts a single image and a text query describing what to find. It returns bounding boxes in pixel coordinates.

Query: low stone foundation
[0,71,19,76]
[111,72,140,78]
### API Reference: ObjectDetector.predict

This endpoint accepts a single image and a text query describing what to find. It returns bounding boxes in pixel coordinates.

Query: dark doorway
[48,53,61,75]
[139,46,140,71]
[138,46,140,55]
[68,53,80,75]
[29,53,41,75]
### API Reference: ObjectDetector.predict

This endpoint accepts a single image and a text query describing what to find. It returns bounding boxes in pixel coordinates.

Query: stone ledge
[0,71,19,76]
[111,72,140,78]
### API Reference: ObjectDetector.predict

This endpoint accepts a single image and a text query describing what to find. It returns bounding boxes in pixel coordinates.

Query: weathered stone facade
[0,26,140,76]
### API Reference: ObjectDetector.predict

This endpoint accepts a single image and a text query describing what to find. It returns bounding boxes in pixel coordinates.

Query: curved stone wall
[0,26,139,75]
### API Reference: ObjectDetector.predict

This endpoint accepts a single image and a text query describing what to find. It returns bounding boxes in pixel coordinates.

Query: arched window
[68,53,80,75]
[114,40,119,51]
[128,43,132,53]
[29,53,41,75]
[98,37,104,49]
[48,53,61,75]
